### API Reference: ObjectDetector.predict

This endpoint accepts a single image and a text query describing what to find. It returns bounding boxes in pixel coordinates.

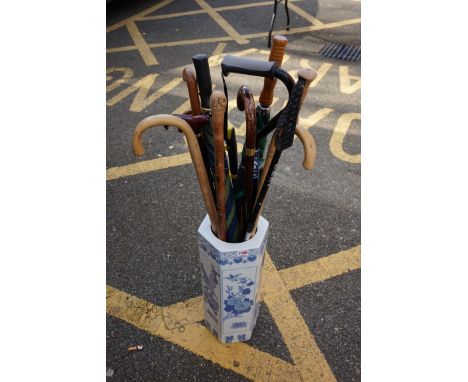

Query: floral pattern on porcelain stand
[198,214,269,344]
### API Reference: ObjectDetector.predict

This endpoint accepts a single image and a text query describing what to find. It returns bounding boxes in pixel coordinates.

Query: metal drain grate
[319,43,361,62]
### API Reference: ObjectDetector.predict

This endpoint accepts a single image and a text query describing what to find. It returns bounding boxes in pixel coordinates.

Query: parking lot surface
[106,0,360,380]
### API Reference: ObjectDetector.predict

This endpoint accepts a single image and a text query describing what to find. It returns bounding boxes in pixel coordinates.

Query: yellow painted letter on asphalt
[298,107,334,130]
[330,112,361,163]
[106,73,183,112]
[300,60,333,88]
[106,67,134,93]
[339,66,361,94]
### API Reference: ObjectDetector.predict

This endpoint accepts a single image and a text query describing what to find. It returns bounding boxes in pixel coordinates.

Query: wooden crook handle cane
[182,67,202,116]
[259,35,288,108]
[210,91,227,241]
[132,114,218,235]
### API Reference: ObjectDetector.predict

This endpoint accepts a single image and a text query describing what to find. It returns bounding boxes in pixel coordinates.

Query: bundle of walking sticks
[133,36,317,243]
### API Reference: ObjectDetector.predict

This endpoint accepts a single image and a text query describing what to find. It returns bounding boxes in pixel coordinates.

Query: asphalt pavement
[106,0,360,380]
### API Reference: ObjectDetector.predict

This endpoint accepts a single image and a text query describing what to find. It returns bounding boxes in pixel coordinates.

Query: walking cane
[210,92,227,241]
[132,114,218,236]
[245,68,317,240]
[236,86,256,235]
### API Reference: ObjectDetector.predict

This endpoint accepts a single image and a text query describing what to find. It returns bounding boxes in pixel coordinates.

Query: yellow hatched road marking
[280,245,361,290]
[261,253,336,381]
[209,43,227,66]
[106,245,360,381]
[215,0,302,13]
[137,9,206,21]
[126,21,158,66]
[106,153,192,181]
[194,0,249,45]
[287,2,324,25]
[106,285,301,381]
[137,0,304,21]
[107,143,244,182]
[106,18,361,53]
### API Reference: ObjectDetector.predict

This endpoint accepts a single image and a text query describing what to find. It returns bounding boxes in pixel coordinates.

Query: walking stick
[181,67,214,197]
[132,114,218,236]
[182,67,202,115]
[255,35,288,197]
[211,91,227,241]
[236,86,256,234]
[245,68,317,240]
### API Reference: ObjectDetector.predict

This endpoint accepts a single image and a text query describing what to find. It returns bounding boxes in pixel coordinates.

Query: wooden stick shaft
[210,91,227,241]
[182,67,202,115]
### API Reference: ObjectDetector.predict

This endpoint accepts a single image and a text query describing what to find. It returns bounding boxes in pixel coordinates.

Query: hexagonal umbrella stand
[198,214,269,343]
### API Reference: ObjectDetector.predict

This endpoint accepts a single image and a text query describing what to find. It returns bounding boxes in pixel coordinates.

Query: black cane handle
[192,54,213,109]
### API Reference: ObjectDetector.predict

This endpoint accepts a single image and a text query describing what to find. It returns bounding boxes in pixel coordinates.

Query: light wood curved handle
[295,126,316,170]
[259,35,288,107]
[210,91,227,241]
[132,114,218,235]
[182,67,202,115]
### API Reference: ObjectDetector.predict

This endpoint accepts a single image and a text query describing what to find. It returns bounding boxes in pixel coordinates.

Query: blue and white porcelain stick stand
[198,214,269,344]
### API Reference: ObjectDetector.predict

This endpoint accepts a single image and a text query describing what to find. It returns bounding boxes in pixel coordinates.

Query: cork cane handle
[182,67,202,116]
[259,35,288,107]
[132,114,218,235]
[297,68,318,106]
[210,91,227,241]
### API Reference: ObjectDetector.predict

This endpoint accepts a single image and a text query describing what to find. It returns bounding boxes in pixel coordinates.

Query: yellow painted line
[106,153,192,181]
[138,9,206,21]
[107,36,234,53]
[215,0,302,12]
[242,18,361,39]
[208,43,227,66]
[287,2,324,25]
[298,107,335,130]
[261,253,337,381]
[194,0,249,45]
[280,245,361,290]
[137,1,303,21]
[330,112,361,164]
[339,65,361,94]
[126,21,158,66]
[107,18,361,53]
[106,285,301,381]
[106,0,174,33]
[107,245,361,379]
[108,75,183,112]
[106,142,244,182]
